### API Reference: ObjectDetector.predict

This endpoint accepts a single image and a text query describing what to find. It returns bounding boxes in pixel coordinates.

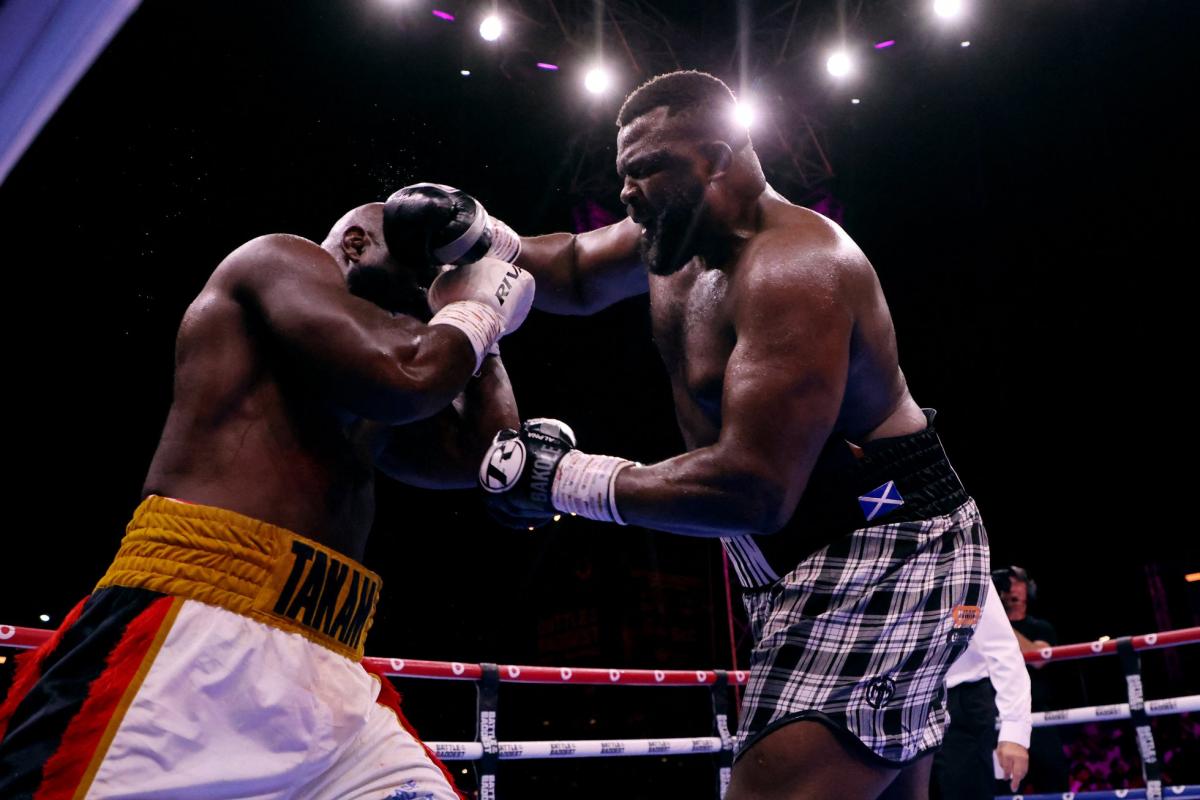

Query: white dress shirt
[945,582,1033,747]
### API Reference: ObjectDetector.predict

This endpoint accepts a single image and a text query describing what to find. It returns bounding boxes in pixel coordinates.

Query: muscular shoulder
[211,233,339,294]
[734,205,868,309]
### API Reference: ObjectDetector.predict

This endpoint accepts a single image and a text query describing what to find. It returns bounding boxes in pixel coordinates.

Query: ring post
[711,669,734,799]
[477,662,501,800]
[1116,637,1162,800]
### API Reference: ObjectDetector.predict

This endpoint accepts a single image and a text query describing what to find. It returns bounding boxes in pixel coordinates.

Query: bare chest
[649,265,737,439]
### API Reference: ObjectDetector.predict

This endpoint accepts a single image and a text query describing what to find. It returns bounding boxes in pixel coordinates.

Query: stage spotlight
[826,50,853,78]
[584,65,612,95]
[933,0,964,20]
[479,14,502,41]
[733,99,757,129]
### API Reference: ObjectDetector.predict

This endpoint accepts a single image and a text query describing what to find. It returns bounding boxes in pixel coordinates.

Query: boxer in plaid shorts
[475,69,991,799]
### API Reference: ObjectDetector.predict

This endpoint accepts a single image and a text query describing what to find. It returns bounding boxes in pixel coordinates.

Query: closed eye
[619,152,675,180]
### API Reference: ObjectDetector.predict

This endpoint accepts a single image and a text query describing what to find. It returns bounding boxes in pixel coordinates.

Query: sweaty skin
[143,214,517,562]
[512,104,935,799]
[518,108,926,540]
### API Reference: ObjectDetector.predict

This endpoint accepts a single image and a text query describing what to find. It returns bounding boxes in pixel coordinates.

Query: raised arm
[480,233,857,535]
[381,181,647,316]
[228,234,475,425]
[516,217,649,315]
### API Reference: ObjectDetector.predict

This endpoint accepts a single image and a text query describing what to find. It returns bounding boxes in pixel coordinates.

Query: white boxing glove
[427,257,535,371]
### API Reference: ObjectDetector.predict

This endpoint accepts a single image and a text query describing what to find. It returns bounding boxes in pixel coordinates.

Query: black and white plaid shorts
[735,498,990,766]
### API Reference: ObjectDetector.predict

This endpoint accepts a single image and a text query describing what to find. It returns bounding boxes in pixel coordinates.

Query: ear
[700,141,734,182]
[341,225,368,262]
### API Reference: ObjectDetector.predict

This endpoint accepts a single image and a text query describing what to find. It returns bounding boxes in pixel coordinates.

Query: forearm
[517,220,646,314]
[981,584,1034,744]
[379,324,478,423]
[422,357,519,487]
[607,447,789,537]
[376,356,518,489]
[460,355,519,458]
[516,233,585,314]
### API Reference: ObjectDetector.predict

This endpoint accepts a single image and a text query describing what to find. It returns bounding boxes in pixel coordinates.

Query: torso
[142,244,382,561]
[649,195,927,464]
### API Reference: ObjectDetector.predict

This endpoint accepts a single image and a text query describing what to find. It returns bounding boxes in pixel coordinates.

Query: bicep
[520,219,647,314]
[259,273,419,375]
[233,241,472,422]
[717,263,852,514]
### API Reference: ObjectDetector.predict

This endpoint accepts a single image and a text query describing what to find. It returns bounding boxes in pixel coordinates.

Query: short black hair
[616,70,745,144]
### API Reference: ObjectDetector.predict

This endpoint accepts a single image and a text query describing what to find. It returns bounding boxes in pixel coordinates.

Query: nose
[619,176,640,208]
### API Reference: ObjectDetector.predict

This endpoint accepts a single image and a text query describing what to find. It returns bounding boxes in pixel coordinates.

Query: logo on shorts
[865,675,896,709]
[858,481,905,522]
[949,604,982,645]
[271,540,379,652]
[480,436,526,493]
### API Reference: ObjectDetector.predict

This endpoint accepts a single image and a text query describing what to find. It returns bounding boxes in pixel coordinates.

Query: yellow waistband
[96,495,382,661]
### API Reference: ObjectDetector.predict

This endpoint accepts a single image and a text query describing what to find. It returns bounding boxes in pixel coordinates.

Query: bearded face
[638,174,708,276]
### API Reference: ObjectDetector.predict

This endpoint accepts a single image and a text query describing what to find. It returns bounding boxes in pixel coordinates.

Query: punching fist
[479,419,577,528]
[427,257,535,371]
[383,183,522,268]
[479,418,637,528]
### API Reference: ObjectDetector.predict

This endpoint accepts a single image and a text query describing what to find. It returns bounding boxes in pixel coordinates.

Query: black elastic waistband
[735,409,969,589]
[799,409,966,527]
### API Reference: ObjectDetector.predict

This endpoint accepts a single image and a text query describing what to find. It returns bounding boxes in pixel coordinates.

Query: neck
[710,167,768,236]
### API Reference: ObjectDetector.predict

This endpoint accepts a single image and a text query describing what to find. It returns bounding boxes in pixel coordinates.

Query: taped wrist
[429,301,504,373]
[552,449,637,525]
[487,217,522,264]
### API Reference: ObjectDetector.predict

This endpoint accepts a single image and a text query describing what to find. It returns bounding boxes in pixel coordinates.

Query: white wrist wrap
[429,301,504,373]
[552,450,636,525]
[487,217,522,264]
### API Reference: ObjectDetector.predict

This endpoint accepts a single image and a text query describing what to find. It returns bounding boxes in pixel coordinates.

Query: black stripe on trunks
[0,586,163,798]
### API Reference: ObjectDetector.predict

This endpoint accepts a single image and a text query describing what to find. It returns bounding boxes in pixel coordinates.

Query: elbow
[735,480,794,537]
[393,362,463,421]
[557,234,600,315]
[360,352,464,425]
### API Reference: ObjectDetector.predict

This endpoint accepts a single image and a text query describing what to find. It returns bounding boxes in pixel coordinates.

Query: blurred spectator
[995,565,1070,792]
[932,582,1031,799]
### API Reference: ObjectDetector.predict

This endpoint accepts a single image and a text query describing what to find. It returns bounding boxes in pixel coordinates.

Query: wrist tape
[429,301,504,373]
[487,217,522,264]
[552,450,636,525]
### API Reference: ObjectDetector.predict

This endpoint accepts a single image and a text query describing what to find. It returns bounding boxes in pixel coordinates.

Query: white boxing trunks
[0,496,463,800]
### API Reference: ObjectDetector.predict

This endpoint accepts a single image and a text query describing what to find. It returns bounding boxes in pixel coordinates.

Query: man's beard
[347,265,432,321]
[639,179,709,276]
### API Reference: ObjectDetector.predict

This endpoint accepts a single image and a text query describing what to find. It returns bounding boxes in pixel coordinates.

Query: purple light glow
[874,40,896,49]
[432,10,455,21]
[536,62,559,71]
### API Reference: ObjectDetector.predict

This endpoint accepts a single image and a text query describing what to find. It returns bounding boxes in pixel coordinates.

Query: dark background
[1,0,1197,795]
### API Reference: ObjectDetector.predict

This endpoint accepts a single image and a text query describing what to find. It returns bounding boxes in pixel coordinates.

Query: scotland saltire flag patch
[858,480,905,522]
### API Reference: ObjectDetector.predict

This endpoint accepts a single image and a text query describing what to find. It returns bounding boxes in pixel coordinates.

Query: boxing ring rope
[1004,791,1200,800]
[3,624,1199,799]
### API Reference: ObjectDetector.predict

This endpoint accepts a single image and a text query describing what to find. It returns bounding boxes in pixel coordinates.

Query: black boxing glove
[383,183,521,269]
[478,418,637,529]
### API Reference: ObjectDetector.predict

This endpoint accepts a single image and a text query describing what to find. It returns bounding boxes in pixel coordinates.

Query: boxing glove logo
[493,264,523,306]
[480,435,526,493]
